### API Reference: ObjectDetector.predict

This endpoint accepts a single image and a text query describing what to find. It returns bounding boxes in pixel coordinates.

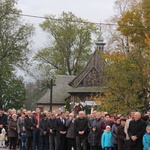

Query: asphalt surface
[0,147,18,150]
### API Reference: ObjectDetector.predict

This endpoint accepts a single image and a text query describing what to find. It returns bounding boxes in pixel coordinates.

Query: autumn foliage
[99,0,150,114]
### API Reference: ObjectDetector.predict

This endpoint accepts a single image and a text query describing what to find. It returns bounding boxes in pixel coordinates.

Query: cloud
[17,0,115,48]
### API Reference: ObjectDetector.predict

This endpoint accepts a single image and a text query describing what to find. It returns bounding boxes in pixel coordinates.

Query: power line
[7,11,116,26]
[19,13,116,26]
[0,10,149,29]
[20,13,150,29]
[19,13,145,28]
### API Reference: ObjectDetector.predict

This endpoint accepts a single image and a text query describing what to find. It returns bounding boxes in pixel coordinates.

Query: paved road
[1,148,21,150]
[1,147,75,150]
[0,148,18,150]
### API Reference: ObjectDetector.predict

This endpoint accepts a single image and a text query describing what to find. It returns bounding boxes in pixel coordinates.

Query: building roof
[68,86,106,93]
[69,49,105,88]
[37,75,75,104]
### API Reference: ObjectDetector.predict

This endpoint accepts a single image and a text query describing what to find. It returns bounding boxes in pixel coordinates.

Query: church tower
[95,30,106,52]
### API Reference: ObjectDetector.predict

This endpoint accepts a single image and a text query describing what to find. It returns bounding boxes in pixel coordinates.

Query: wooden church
[37,32,106,111]
[68,32,106,104]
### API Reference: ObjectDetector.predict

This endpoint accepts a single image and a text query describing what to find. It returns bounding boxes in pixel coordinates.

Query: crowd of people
[0,107,150,150]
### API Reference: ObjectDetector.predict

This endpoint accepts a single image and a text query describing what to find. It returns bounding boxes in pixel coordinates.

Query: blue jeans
[22,141,26,150]
[104,147,113,150]
[32,129,41,150]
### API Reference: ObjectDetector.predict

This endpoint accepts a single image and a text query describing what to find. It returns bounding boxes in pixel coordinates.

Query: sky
[17,0,115,49]
[16,0,116,81]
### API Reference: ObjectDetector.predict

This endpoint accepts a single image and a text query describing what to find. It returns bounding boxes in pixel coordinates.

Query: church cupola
[95,30,106,52]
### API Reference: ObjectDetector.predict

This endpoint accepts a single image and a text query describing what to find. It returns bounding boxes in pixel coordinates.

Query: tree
[1,73,26,110]
[0,58,26,110]
[117,0,150,49]
[104,0,138,52]
[34,12,97,75]
[65,100,71,112]
[100,42,150,114]
[0,0,34,65]
[25,81,46,110]
[0,0,34,110]
[98,0,150,114]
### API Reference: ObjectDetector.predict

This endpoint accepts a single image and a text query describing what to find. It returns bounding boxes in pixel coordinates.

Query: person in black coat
[47,113,56,150]
[74,111,88,150]
[55,112,67,150]
[32,108,42,150]
[0,108,7,133]
[117,118,126,150]
[24,110,36,150]
[128,112,146,150]
[39,113,49,150]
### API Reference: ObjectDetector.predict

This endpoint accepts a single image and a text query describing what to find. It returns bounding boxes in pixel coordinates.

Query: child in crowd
[101,125,113,150]
[88,126,100,150]
[21,126,26,150]
[143,125,150,150]
[0,128,7,148]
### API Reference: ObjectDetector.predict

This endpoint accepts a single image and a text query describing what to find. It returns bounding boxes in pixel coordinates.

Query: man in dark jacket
[24,110,36,150]
[48,113,56,150]
[66,113,76,150]
[74,111,88,150]
[39,113,49,150]
[88,111,97,130]
[0,108,7,132]
[128,112,146,150]
[117,118,126,150]
[55,112,67,150]
[32,107,42,150]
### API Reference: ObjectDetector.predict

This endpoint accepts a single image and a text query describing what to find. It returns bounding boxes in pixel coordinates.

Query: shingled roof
[69,49,105,89]
[37,75,75,105]
[68,86,106,93]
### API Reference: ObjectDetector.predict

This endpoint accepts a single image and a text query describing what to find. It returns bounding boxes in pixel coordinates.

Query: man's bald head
[134,112,141,121]
[78,111,85,119]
